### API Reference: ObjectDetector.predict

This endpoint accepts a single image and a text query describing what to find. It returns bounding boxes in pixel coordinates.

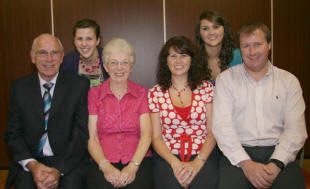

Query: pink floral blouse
[88,78,151,164]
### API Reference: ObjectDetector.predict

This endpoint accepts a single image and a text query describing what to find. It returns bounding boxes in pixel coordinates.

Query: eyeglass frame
[35,50,62,59]
[107,60,132,67]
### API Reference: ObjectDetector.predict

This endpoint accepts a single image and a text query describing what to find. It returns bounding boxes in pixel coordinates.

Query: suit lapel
[49,73,68,118]
[30,74,45,117]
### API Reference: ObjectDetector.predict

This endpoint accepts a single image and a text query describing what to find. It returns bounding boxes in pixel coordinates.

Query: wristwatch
[269,159,284,170]
[130,160,140,167]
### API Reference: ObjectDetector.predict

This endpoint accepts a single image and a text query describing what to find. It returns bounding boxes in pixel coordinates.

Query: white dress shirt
[19,73,58,171]
[212,62,307,166]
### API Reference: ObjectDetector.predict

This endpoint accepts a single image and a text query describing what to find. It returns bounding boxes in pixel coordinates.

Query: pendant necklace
[80,56,100,73]
[172,84,187,105]
[110,86,127,101]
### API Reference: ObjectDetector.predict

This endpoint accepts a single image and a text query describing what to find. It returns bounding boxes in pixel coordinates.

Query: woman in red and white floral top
[149,36,219,189]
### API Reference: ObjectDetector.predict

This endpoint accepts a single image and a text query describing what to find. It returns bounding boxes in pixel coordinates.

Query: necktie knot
[43,82,54,91]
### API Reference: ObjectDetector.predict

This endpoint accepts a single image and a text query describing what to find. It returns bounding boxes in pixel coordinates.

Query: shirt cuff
[18,159,37,172]
[225,148,251,167]
[270,148,291,166]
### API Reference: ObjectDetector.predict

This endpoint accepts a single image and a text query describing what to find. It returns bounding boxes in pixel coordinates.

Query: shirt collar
[38,72,58,87]
[126,80,139,98]
[242,60,273,80]
[265,60,273,76]
[100,78,139,99]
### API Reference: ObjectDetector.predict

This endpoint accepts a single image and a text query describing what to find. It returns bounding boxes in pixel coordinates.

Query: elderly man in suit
[4,33,89,189]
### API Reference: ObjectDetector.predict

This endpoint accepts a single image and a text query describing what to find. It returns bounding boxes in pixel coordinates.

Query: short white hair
[102,38,136,66]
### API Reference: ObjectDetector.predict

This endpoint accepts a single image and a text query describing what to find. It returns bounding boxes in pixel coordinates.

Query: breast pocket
[266,93,286,120]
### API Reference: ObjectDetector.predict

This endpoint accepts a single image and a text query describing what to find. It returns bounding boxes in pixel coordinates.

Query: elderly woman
[61,18,108,87]
[149,36,219,189]
[195,10,242,84]
[86,38,153,189]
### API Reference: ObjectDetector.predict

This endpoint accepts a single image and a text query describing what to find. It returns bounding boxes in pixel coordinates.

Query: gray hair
[102,38,136,66]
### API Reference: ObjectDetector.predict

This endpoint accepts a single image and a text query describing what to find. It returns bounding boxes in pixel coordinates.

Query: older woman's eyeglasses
[36,50,61,58]
[108,61,130,67]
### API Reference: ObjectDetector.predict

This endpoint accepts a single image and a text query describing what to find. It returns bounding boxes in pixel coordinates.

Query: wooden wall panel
[1,0,308,169]
[54,0,164,88]
[0,0,51,167]
[273,0,310,156]
[166,0,270,42]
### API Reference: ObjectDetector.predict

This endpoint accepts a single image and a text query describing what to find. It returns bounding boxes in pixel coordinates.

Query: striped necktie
[37,82,53,156]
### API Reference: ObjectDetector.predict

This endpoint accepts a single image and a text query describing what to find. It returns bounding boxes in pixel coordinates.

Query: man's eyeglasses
[36,50,61,58]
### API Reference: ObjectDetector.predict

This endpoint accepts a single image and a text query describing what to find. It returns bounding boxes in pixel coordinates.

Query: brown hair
[237,22,271,48]
[156,36,205,91]
[195,10,235,76]
[73,18,101,39]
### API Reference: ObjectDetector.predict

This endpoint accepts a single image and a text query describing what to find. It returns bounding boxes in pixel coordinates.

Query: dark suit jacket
[4,72,90,188]
[61,47,109,80]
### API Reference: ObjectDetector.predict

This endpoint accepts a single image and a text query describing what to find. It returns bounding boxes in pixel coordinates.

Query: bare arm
[183,103,217,186]
[194,103,216,163]
[119,113,152,187]
[88,115,121,187]
[151,112,186,187]
[128,113,152,165]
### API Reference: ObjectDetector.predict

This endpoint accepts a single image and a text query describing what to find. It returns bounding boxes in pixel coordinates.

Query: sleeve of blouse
[148,87,159,113]
[88,86,99,115]
[139,87,149,115]
[204,81,215,104]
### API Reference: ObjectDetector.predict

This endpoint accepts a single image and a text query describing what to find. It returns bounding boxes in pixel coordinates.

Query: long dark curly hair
[156,36,205,91]
[195,10,235,78]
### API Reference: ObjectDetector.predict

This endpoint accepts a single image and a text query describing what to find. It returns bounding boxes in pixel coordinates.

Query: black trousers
[217,146,306,189]
[13,157,87,189]
[153,148,219,189]
[86,157,153,189]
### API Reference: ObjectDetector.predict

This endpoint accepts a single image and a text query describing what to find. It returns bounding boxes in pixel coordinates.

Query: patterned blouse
[88,79,151,164]
[148,81,214,161]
